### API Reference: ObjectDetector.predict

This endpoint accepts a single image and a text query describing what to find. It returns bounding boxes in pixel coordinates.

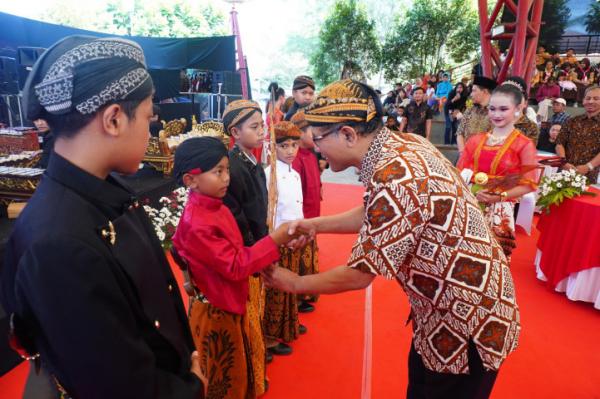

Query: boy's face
[293,86,315,107]
[117,96,153,174]
[231,112,265,151]
[185,156,230,198]
[275,138,300,165]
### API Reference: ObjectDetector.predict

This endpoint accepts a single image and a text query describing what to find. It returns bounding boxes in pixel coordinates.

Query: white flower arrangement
[143,187,189,249]
[536,169,594,213]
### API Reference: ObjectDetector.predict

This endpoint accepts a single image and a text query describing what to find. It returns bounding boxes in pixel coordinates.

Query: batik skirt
[264,247,301,342]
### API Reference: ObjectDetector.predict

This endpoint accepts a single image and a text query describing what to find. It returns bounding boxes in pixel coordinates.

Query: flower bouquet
[536,169,595,213]
[143,187,189,250]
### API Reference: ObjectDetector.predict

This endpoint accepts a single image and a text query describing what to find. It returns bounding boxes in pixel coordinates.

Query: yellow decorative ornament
[474,172,489,185]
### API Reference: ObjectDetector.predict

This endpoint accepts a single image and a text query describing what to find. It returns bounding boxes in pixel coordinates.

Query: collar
[45,153,135,214]
[584,112,600,121]
[276,159,293,172]
[359,127,390,185]
[232,145,257,167]
[188,190,222,211]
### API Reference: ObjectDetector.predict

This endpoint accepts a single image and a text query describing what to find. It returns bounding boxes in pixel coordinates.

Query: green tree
[585,1,600,34]
[539,0,571,52]
[382,0,480,81]
[35,0,227,38]
[103,0,227,37]
[310,0,381,85]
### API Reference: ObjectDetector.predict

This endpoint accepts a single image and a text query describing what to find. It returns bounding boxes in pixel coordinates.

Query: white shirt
[265,159,304,229]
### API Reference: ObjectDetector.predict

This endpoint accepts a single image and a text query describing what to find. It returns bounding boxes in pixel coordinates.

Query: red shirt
[173,191,280,314]
[292,148,321,218]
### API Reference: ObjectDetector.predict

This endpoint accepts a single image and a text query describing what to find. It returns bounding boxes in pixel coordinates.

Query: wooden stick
[266,85,278,233]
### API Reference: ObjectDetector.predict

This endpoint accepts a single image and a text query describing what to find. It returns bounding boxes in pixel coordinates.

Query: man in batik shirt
[556,85,600,183]
[456,76,497,155]
[264,79,520,399]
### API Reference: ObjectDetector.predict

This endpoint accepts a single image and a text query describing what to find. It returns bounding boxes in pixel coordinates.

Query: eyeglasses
[312,127,340,143]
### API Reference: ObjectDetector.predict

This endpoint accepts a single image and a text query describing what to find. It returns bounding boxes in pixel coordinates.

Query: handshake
[269,219,316,249]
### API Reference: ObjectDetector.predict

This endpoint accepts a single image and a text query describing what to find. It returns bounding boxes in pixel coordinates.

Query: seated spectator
[404,82,413,97]
[558,67,578,93]
[574,58,595,104]
[536,45,552,70]
[397,106,406,119]
[426,81,437,110]
[395,88,410,108]
[561,48,578,65]
[383,90,397,111]
[385,114,401,131]
[537,123,562,153]
[536,77,561,121]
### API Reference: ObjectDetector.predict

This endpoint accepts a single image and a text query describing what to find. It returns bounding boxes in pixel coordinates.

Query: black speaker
[16,47,45,91]
[0,57,19,95]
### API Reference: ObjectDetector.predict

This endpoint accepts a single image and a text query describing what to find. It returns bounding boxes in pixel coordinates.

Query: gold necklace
[486,133,509,146]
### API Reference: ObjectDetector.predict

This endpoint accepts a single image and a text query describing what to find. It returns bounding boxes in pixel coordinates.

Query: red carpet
[2,183,599,398]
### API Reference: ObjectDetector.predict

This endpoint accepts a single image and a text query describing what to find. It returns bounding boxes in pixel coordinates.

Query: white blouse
[265,159,304,229]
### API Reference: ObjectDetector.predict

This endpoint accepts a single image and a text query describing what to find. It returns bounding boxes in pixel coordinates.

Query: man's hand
[190,351,208,397]
[575,164,590,175]
[262,265,300,293]
[563,163,575,170]
[285,219,317,249]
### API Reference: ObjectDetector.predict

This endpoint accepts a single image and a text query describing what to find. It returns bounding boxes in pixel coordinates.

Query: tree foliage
[36,0,227,38]
[310,0,381,86]
[585,1,600,34]
[539,0,571,52]
[381,0,480,81]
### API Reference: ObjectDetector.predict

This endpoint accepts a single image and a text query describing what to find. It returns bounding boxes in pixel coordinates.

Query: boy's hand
[270,222,309,246]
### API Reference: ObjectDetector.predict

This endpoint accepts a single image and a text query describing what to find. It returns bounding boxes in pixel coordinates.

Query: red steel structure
[478,0,544,86]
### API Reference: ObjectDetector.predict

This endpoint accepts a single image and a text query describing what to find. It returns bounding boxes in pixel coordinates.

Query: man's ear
[101,104,125,138]
[340,126,359,147]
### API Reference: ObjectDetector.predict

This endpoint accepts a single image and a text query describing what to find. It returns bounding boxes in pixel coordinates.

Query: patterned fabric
[456,104,491,142]
[293,75,315,90]
[514,114,540,145]
[222,100,262,134]
[556,113,600,183]
[304,79,383,126]
[189,298,255,399]
[246,277,266,396]
[25,36,152,119]
[299,239,320,303]
[551,111,570,126]
[349,128,520,374]
[264,247,301,342]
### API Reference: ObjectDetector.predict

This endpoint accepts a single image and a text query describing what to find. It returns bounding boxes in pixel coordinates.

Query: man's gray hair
[584,85,600,97]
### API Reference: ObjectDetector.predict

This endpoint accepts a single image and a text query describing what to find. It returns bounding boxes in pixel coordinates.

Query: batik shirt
[456,104,491,143]
[348,128,520,374]
[556,113,600,183]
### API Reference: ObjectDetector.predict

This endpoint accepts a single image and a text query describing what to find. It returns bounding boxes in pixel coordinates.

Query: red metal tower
[227,1,249,99]
[478,0,544,85]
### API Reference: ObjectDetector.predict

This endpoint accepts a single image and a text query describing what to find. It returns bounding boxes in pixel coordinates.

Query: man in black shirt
[400,87,433,140]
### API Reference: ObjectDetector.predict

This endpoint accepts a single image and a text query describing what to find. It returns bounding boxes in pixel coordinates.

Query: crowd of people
[2,32,600,399]
[533,46,600,106]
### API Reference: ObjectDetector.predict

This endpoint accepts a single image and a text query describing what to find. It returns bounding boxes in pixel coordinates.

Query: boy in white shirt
[263,121,306,356]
